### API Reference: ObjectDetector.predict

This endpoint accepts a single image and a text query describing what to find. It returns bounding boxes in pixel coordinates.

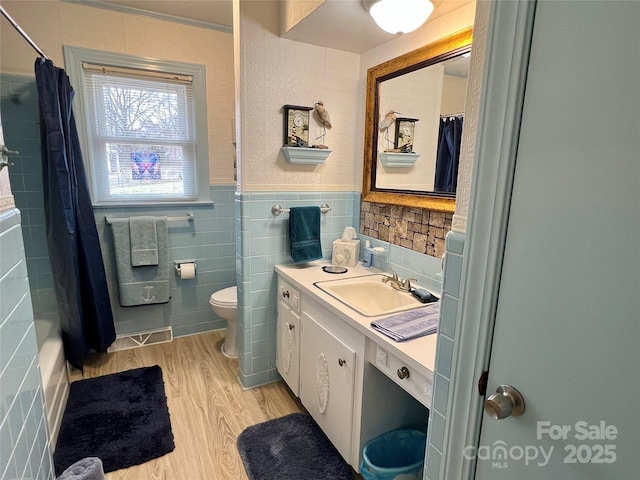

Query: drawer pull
[338,358,346,367]
[282,290,290,298]
[397,366,410,379]
[287,323,295,330]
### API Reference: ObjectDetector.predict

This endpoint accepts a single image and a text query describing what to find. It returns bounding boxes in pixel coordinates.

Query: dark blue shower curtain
[35,59,115,370]
[433,116,463,193]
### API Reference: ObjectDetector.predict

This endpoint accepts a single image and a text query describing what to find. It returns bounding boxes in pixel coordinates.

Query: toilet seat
[210,286,237,307]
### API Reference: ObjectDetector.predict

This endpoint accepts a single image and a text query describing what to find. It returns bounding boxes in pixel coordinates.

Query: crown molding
[64,1,232,34]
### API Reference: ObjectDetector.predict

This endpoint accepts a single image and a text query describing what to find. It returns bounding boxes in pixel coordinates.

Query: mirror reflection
[376,53,469,193]
[362,27,473,213]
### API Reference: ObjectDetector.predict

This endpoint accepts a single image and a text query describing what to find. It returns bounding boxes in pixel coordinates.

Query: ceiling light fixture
[362,0,434,35]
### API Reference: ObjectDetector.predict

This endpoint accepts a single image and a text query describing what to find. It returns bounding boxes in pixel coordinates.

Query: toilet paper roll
[179,263,196,279]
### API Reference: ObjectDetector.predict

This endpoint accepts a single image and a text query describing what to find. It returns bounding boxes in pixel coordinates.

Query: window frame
[64,46,211,205]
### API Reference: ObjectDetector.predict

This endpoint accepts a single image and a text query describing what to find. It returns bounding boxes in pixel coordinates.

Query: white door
[474,1,640,478]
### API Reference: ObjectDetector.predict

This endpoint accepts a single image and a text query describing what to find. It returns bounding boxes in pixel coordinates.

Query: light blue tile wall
[95,185,236,337]
[2,71,237,338]
[1,74,57,319]
[235,191,445,389]
[235,191,359,388]
[424,230,465,480]
[0,209,55,480]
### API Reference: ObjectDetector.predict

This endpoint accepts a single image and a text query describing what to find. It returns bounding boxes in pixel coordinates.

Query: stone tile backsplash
[360,201,452,258]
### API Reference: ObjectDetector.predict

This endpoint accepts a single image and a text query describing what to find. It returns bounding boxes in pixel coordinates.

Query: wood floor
[69,331,305,479]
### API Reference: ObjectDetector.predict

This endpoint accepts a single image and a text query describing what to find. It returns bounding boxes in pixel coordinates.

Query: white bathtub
[35,317,69,449]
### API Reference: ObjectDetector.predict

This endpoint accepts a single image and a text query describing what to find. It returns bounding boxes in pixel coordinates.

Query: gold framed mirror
[362,27,473,213]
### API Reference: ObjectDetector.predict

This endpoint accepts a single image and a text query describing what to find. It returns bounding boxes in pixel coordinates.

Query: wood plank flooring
[68,331,305,480]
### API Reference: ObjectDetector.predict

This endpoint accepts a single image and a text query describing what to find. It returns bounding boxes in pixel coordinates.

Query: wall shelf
[282,146,331,164]
[378,151,420,167]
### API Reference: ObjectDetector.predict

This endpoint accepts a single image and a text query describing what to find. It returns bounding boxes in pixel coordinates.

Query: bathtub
[34,316,69,449]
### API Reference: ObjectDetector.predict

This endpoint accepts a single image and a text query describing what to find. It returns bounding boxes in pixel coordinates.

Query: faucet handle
[389,269,399,280]
[402,278,417,291]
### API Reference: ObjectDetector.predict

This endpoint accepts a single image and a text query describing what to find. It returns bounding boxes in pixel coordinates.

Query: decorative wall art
[394,117,419,153]
[282,105,312,147]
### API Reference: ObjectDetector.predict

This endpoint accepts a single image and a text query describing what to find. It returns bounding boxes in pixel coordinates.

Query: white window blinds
[83,64,197,202]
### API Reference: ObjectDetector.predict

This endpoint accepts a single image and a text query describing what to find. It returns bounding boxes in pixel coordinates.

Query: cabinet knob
[287,323,295,330]
[338,358,346,367]
[397,366,410,379]
[282,290,290,298]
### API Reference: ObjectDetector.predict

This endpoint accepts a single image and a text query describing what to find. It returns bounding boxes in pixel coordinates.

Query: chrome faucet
[382,270,416,292]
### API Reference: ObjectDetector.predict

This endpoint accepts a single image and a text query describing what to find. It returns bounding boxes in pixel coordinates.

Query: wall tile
[435,333,454,379]
[439,294,458,338]
[0,208,53,480]
[429,410,446,451]
[433,373,450,416]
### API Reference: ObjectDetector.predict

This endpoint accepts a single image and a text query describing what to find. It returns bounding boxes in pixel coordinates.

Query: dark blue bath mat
[53,365,175,475]
[237,412,353,480]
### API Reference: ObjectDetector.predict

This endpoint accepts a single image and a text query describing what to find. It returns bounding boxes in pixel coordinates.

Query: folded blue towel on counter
[289,206,323,263]
[129,216,159,266]
[56,457,105,480]
[371,303,440,342]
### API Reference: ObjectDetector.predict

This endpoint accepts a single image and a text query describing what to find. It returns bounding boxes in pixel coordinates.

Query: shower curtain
[433,116,463,193]
[35,58,115,370]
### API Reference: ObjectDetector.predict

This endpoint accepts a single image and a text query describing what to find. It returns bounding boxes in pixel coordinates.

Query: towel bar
[105,213,194,224]
[272,203,331,216]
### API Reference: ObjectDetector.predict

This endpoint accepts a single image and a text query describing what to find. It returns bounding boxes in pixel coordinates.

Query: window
[64,47,210,204]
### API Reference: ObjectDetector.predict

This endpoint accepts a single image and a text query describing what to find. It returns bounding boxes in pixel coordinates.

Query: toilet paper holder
[174,260,197,277]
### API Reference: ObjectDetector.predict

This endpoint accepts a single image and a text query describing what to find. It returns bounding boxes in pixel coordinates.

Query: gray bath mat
[237,413,353,480]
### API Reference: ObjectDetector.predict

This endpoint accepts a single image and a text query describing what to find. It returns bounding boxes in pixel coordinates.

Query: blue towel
[110,217,170,306]
[289,206,323,263]
[371,303,440,341]
[129,216,159,266]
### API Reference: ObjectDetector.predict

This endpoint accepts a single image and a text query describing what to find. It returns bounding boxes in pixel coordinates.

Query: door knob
[484,385,525,420]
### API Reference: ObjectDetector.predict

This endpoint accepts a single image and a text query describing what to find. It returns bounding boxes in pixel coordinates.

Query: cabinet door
[300,311,356,463]
[276,301,301,396]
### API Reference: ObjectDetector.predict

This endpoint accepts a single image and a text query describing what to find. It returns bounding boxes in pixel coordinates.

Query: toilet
[209,286,238,358]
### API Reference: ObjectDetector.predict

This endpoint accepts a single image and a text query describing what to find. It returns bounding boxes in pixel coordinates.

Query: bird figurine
[312,101,332,147]
[379,109,400,131]
[314,101,332,129]
[379,109,401,150]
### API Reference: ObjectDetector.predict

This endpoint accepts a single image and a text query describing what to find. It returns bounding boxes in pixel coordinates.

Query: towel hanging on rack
[289,206,323,263]
[109,217,170,306]
[130,216,159,266]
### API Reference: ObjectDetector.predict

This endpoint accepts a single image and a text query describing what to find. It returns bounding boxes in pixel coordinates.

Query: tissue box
[332,239,360,267]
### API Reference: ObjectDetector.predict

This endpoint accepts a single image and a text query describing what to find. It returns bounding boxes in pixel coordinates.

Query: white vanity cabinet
[276,278,301,396]
[275,264,435,472]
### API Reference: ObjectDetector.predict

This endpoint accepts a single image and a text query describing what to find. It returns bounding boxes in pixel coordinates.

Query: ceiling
[82,0,473,54]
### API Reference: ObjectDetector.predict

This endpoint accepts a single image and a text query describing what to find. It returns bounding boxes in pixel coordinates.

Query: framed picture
[283,105,312,147]
[394,117,419,152]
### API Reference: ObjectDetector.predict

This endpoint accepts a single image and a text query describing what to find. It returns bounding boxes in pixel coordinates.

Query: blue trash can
[360,429,427,480]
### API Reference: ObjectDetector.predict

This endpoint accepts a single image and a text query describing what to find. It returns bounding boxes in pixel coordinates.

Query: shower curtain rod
[0,5,50,60]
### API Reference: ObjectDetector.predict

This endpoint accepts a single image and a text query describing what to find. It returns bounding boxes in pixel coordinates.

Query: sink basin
[314,274,425,317]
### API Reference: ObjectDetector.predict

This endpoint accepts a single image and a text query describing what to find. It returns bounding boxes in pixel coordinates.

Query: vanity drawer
[367,343,432,408]
[277,278,300,312]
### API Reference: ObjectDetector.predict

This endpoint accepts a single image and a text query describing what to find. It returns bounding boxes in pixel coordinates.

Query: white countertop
[275,260,438,381]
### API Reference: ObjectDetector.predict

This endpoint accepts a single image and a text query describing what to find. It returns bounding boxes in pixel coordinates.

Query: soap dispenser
[363,240,372,268]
